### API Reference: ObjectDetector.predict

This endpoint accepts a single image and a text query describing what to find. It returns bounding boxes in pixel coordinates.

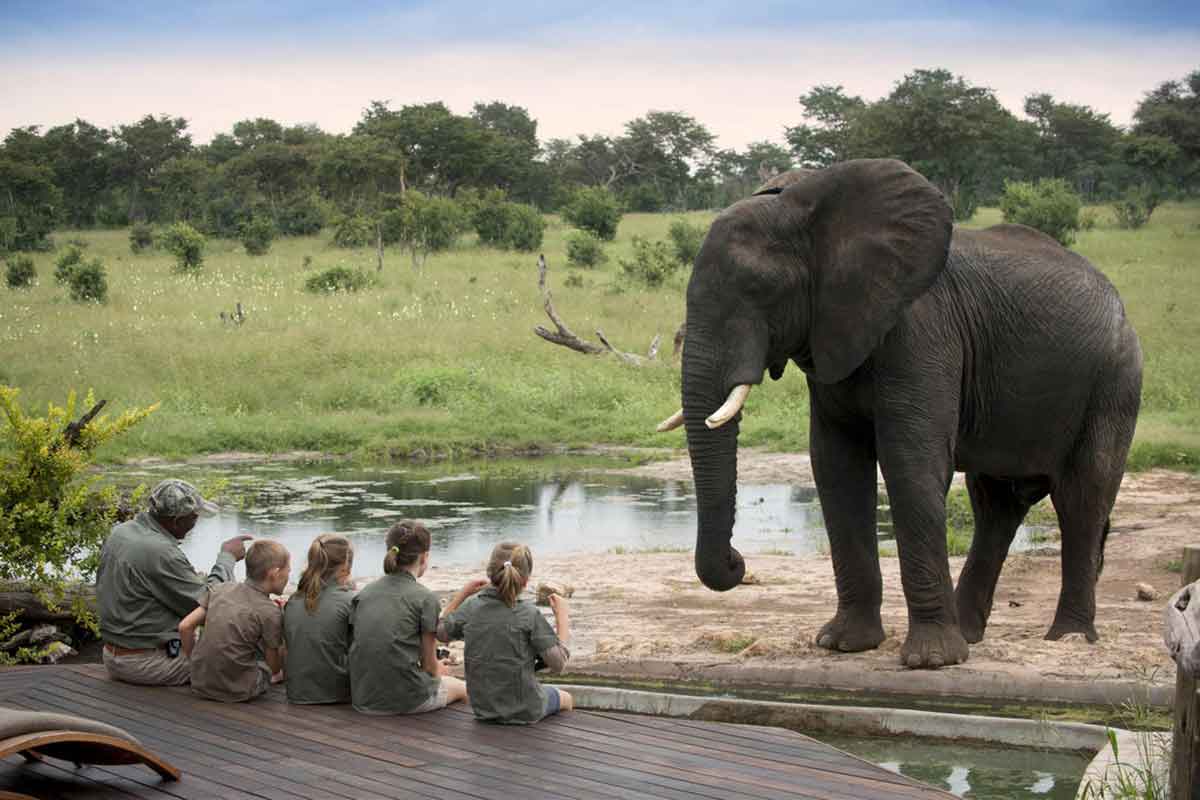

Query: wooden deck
[1,665,952,799]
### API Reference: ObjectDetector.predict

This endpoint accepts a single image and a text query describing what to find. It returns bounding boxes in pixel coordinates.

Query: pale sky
[2,2,1197,150]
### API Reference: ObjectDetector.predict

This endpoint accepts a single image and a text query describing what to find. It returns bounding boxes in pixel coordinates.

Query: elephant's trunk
[683,328,746,591]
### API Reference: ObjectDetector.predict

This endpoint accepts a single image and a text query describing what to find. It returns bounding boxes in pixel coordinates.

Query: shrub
[304,265,372,294]
[332,214,374,248]
[404,366,476,407]
[0,387,156,632]
[67,258,108,303]
[387,192,467,269]
[564,271,584,289]
[158,222,206,272]
[1078,209,1100,231]
[1112,185,1161,230]
[129,222,154,253]
[563,186,622,241]
[566,230,607,268]
[620,236,679,287]
[504,204,545,252]
[469,189,512,247]
[240,217,276,256]
[5,256,35,289]
[667,219,707,267]
[276,194,326,236]
[999,178,1082,246]
[54,245,85,284]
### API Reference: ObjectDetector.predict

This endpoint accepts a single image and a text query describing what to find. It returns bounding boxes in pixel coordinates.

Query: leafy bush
[332,214,374,248]
[667,219,707,267]
[304,266,373,294]
[504,204,545,252]
[999,178,1082,246]
[404,366,476,407]
[5,256,35,289]
[566,230,607,268]
[276,194,326,236]
[0,387,156,630]
[1112,185,1161,230]
[240,217,276,256]
[158,222,206,272]
[469,189,512,247]
[564,271,584,289]
[129,222,154,253]
[53,245,84,284]
[67,258,108,303]
[620,236,679,287]
[384,192,467,269]
[1079,209,1100,231]
[563,186,622,241]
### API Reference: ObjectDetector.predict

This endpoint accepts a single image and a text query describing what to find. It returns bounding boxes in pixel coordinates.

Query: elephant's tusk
[706,385,751,429]
[656,409,684,432]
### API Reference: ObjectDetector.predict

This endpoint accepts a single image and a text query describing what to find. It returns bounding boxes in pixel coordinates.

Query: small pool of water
[815,734,1090,799]
[112,457,1049,581]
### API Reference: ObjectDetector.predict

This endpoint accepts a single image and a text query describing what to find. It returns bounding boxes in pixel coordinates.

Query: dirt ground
[422,449,1198,690]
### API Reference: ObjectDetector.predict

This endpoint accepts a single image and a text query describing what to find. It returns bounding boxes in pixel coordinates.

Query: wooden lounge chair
[0,707,180,782]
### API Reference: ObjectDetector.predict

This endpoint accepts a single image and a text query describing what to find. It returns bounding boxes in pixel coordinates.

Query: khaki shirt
[348,572,439,714]
[283,582,354,704]
[190,582,284,702]
[440,587,568,724]
[97,512,236,649]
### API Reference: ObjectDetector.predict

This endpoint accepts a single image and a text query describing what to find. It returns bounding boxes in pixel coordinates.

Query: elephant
[658,159,1143,669]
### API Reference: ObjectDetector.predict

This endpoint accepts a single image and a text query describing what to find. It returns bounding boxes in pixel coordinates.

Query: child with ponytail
[283,534,355,704]
[350,520,478,714]
[437,541,574,724]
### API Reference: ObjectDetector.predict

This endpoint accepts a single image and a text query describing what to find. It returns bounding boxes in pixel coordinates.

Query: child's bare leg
[442,676,468,705]
[557,689,573,711]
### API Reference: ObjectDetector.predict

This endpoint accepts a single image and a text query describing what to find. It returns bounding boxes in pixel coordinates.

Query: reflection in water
[819,734,1090,799]
[109,459,1047,584]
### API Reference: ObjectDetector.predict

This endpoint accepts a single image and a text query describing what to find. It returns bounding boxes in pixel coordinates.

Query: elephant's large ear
[779,159,952,384]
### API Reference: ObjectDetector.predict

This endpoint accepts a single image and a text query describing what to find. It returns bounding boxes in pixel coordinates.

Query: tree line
[1,65,1196,251]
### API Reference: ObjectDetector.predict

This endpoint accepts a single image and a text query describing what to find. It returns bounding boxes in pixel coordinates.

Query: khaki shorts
[405,679,450,715]
[103,646,190,686]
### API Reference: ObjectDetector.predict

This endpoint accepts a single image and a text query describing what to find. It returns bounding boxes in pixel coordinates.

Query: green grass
[1,203,1197,467]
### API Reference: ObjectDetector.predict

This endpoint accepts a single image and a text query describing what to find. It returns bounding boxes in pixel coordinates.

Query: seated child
[181,539,289,703]
[349,520,470,714]
[438,541,574,724]
[283,534,355,704]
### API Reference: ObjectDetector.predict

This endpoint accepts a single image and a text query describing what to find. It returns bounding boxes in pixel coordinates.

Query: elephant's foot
[900,622,969,669]
[1045,616,1099,643]
[816,607,885,653]
[954,590,990,645]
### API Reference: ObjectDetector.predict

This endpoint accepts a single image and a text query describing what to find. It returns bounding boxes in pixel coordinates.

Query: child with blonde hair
[182,539,290,703]
[438,541,573,724]
[350,520,478,714]
[283,534,355,704]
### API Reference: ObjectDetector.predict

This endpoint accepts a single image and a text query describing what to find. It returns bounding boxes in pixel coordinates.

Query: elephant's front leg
[877,427,969,668]
[811,412,885,653]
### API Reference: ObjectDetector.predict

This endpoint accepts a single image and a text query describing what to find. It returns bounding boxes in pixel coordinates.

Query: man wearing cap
[97,479,253,686]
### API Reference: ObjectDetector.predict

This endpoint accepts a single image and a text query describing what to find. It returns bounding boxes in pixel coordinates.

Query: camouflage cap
[147,479,219,518]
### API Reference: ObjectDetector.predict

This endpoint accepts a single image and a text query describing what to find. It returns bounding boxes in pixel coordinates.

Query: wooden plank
[1172,544,1200,800]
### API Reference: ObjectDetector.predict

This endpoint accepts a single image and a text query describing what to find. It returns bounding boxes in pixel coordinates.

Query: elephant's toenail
[929,654,944,667]
[906,654,921,667]
[838,641,852,652]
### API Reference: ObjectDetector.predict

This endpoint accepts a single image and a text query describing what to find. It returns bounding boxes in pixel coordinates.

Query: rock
[536,582,575,606]
[740,571,761,585]
[1008,600,1023,608]
[1136,583,1159,602]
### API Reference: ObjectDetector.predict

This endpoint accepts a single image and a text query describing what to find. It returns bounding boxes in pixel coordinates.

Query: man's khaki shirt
[97,512,235,649]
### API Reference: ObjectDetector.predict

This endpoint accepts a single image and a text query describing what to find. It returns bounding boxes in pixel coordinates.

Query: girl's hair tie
[389,546,400,555]
[503,560,513,568]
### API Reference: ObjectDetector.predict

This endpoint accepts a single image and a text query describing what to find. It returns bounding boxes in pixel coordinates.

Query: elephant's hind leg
[955,474,1045,643]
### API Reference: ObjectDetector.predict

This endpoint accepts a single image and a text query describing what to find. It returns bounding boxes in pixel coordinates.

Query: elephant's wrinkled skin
[679,159,1142,669]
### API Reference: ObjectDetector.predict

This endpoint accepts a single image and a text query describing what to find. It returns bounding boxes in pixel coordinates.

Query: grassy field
[1,203,1197,469]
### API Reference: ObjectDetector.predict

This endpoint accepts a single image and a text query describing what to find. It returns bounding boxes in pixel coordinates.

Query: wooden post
[1171,545,1200,800]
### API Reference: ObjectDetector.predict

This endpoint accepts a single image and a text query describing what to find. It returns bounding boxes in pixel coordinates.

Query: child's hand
[270,670,286,684]
[461,578,489,596]
[548,593,569,616]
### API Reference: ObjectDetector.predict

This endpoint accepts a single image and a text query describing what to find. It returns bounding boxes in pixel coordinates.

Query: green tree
[158,222,206,272]
[563,186,622,240]
[0,159,62,251]
[0,387,157,628]
[786,85,867,167]
[385,191,467,270]
[1133,68,1200,192]
[316,134,405,268]
[41,120,114,228]
[111,115,192,222]
[1023,93,1120,196]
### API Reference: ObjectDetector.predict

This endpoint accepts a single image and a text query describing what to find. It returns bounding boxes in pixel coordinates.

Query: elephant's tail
[1098,516,1111,576]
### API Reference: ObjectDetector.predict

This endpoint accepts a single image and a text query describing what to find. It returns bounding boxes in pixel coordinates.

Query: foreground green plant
[1078,727,1169,799]
[4,255,35,289]
[67,257,108,303]
[0,387,157,629]
[1000,178,1082,246]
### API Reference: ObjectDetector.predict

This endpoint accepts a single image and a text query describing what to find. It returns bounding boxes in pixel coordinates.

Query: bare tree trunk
[375,221,384,272]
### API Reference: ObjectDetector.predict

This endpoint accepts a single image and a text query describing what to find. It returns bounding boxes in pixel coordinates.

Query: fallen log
[0,584,97,624]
